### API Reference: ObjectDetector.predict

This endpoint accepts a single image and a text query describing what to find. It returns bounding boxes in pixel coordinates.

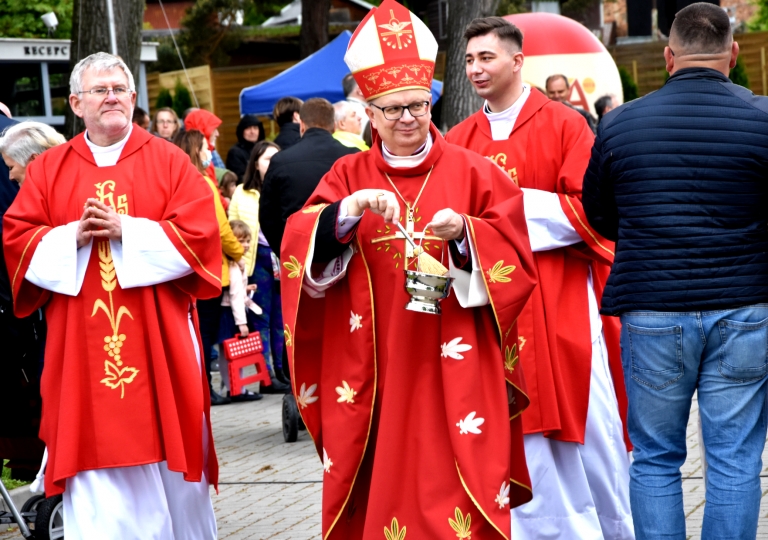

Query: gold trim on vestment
[12,225,50,294]
[509,476,533,496]
[455,461,510,540]
[564,196,614,256]
[166,221,221,284]
[325,234,378,540]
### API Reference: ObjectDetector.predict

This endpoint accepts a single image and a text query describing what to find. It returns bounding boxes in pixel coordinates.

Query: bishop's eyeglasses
[370,101,430,121]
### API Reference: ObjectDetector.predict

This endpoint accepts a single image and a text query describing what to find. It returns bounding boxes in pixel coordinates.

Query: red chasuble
[3,128,222,496]
[446,89,630,449]
[282,124,537,539]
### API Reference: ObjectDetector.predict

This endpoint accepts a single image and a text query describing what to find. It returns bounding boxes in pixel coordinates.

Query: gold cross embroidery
[371,205,441,261]
[378,9,413,49]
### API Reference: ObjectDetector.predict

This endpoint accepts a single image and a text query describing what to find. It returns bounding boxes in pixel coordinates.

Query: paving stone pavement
[4,392,768,539]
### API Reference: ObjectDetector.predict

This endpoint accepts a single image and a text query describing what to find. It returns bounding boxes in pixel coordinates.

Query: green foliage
[177,0,248,67]
[172,79,193,119]
[243,0,283,26]
[156,87,173,110]
[619,66,638,101]
[748,0,768,32]
[2,460,29,491]
[497,0,529,15]
[0,0,73,39]
[729,55,749,89]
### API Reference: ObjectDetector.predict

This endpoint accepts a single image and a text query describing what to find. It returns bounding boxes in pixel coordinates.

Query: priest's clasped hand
[429,208,465,241]
[76,198,123,248]
[347,189,401,224]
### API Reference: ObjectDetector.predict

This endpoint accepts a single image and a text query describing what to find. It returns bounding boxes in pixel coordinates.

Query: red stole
[446,90,630,449]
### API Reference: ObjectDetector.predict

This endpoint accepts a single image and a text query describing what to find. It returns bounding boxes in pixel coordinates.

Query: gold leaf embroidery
[519,335,527,351]
[302,203,325,214]
[486,260,516,284]
[297,383,318,408]
[335,381,357,404]
[100,360,139,399]
[384,517,407,540]
[283,255,302,279]
[504,344,519,373]
[448,507,472,539]
[284,324,293,347]
[93,241,138,397]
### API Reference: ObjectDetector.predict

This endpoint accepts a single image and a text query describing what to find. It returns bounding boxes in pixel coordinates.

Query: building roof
[262,0,374,27]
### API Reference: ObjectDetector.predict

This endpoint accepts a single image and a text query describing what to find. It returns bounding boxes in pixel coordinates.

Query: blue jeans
[620,306,768,539]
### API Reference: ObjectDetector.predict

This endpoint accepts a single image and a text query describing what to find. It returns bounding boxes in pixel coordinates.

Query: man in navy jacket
[583,4,768,538]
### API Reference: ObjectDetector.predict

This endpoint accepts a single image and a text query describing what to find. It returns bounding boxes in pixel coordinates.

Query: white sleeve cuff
[522,188,582,252]
[338,197,362,238]
[448,219,488,308]
[111,215,194,289]
[25,221,92,296]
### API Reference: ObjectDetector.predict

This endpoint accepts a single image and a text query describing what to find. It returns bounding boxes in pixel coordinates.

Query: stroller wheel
[34,495,64,540]
[282,394,299,443]
[20,493,45,514]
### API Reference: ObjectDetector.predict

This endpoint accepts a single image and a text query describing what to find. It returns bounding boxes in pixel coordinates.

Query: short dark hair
[594,95,613,121]
[132,106,148,124]
[273,97,303,127]
[545,74,569,90]
[299,98,335,133]
[342,73,358,98]
[464,17,523,51]
[671,2,732,54]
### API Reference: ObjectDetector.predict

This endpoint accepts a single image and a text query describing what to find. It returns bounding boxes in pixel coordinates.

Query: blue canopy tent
[239,30,443,116]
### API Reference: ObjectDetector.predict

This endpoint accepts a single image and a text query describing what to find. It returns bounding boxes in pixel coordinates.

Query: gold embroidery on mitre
[378,9,413,50]
[448,507,472,539]
[94,180,129,214]
[384,517,407,540]
[93,241,138,398]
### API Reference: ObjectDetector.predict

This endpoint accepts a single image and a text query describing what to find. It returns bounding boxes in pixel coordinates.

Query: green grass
[1,460,30,490]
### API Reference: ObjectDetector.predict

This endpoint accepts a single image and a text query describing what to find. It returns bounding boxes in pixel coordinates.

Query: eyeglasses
[77,86,133,97]
[370,101,430,120]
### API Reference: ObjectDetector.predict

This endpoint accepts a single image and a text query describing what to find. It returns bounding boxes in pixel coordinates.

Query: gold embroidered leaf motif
[97,241,117,292]
[335,381,357,404]
[448,507,472,539]
[100,360,139,399]
[504,344,519,373]
[384,517,406,540]
[283,256,302,279]
[284,325,293,347]
[297,383,318,408]
[302,203,325,214]
[486,260,516,284]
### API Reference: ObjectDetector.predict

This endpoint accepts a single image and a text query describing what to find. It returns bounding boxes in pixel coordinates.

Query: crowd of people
[1,1,766,539]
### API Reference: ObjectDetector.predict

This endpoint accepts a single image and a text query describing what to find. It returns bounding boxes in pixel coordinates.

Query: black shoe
[230,389,263,402]
[210,389,231,405]
[261,372,291,394]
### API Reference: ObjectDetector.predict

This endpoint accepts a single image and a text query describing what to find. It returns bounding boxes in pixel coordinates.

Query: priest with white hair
[3,52,221,539]
[280,1,538,537]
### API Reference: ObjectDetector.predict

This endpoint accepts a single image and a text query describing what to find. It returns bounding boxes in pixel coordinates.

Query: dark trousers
[196,295,222,391]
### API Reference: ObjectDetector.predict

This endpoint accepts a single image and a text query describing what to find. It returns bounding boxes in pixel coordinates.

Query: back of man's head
[299,98,335,134]
[342,74,358,98]
[464,16,523,52]
[670,2,731,54]
[273,97,303,127]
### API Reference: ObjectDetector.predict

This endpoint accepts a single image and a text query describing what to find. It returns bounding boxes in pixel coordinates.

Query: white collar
[84,125,133,167]
[483,85,531,141]
[382,133,433,169]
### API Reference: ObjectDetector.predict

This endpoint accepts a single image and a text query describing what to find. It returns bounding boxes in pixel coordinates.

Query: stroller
[280,349,306,443]
[0,480,63,539]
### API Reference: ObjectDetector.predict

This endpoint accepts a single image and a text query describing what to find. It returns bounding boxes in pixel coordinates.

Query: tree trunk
[300,0,331,59]
[64,0,146,138]
[441,0,500,131]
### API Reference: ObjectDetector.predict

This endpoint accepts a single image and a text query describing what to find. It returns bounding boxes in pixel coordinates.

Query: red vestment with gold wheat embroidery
[446,89,630,449]
[281,125,537,539]
[3,128,222,496]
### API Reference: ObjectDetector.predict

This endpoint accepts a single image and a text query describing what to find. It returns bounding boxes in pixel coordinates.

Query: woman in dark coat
[226,114,265,183]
